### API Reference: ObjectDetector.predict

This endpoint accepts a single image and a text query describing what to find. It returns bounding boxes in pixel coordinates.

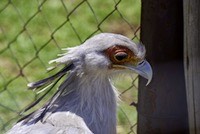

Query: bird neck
[51,72,118,134]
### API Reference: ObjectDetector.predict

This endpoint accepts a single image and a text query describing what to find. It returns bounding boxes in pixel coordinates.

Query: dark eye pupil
[115,53,128,61]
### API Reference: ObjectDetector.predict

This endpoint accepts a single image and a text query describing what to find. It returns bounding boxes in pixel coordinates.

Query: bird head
[50,33,152,85]
[17,33,153,134]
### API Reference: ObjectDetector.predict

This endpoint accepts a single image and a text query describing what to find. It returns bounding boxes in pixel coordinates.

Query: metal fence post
[184,0,200,133]
[138,0,189,133]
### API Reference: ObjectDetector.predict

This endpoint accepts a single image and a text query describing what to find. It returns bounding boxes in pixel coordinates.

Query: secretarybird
[7,33,152,134]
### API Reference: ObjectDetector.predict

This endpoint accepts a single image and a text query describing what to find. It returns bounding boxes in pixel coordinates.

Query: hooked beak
[127,60,153,85]
[114,60,153,85]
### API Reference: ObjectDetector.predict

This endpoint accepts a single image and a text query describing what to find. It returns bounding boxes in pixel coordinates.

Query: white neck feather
[51,72,118,134]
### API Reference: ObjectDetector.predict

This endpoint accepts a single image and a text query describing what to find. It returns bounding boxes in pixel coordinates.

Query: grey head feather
[49,33,145,65]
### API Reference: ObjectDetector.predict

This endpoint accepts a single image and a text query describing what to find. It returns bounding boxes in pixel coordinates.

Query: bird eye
[114,52,128,61]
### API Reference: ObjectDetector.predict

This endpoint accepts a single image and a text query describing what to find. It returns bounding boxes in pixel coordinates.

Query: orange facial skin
[104,45,143,69]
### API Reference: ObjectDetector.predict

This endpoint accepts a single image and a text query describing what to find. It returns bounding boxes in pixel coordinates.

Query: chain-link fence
[0,0,141,133]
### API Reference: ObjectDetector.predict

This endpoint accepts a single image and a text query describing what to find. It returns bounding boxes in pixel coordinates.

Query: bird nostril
[138,60,144,66]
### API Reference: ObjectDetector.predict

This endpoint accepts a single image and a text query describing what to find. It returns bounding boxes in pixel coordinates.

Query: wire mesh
[0,0,141,133]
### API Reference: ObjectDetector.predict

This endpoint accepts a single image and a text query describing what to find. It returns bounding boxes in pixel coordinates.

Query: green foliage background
[0,0,141,133]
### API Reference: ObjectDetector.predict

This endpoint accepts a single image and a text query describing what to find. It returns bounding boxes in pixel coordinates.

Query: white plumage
[7,33,152,134]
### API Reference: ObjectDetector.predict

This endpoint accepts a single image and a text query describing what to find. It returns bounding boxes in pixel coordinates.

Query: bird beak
[125,60,153,85]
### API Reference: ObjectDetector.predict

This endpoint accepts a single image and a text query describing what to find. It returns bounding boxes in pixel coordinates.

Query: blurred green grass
[0,0,141,133]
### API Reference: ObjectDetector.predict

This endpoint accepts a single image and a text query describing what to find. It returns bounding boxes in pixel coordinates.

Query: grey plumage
[7,33,152,134]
